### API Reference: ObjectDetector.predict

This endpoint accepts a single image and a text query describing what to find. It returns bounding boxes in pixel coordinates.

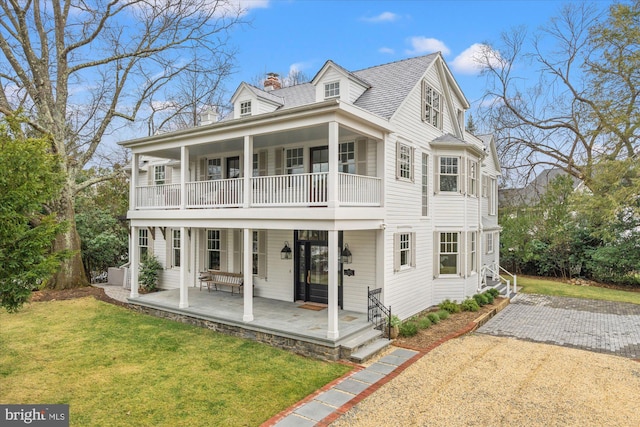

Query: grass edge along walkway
[0,297,351,426]
[517,276,640,305]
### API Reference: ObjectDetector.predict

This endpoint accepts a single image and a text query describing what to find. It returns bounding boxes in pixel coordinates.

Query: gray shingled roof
[263,53,439,119]
[352,53,439,119]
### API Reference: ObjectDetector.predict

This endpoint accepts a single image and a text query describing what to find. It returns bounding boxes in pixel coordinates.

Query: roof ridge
[352,52,440,73]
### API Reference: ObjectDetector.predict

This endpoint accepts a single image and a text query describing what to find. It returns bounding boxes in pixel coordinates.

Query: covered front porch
[128,287,376,360]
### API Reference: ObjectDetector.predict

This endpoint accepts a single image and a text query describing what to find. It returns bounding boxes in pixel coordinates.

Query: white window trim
[240,100,252,117]
[172,229,181,268]
[154,165,166,186]
[396,142,414,182]
[285,147,304,175]
[422,153,429,216]
[486,232,494,254]
[393,232,416,272]
[422,81,442,129]
[468,160,478,197]
[439,156,459,193]
[489,177,497,215]
[438,232,459,276]
[207,229,221,270]
[324,81,340,99]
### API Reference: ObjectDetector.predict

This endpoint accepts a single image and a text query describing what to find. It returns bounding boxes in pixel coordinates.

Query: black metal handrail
[368,287,392,339]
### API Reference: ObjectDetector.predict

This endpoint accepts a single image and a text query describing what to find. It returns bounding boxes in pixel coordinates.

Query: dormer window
[240,100,252,117]
[324,82,340,99]
[422,82,441,129]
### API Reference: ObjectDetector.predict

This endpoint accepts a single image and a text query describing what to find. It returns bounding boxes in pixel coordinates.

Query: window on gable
[439,232,458,275]
[422,82,442,129]
[154,165,166,185]
[172,229,181,268]
[240,100,252,117]
[396,142,414,181]
[394,232,416,271]
[339,142,356,173]
[422,153,429,216]
[439,157,459,192]
[285,148,304,175]
[324,81,340,99]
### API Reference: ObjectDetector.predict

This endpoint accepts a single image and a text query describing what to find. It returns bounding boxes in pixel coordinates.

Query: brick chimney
[263,72,281,91]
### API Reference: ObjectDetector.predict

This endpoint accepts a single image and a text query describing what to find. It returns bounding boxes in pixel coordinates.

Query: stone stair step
[339,327,383,351]
[349,338,391,363]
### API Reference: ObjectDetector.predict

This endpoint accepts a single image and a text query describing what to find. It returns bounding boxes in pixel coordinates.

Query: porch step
[349,338,392,363]
[339,327,383,352]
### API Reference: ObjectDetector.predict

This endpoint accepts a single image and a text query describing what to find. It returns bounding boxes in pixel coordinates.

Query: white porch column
[242,228,254,322]
[179,227,189,308]
[130,225,139,298]
[130,153,139,210]
[327,229,339,339]
[243,135,253,208]
[180,146,189,209]
[327,121,339,208]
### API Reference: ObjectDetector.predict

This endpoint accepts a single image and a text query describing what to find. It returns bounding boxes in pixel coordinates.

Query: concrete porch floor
[128,287,372,347]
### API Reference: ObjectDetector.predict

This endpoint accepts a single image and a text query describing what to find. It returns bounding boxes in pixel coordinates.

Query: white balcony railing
[187,178,243,208]
[251,172,327,206]
[135,173,382,209]
[338,173,382,206]
[136,183,181,209]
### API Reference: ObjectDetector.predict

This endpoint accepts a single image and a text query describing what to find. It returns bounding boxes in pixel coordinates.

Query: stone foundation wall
[129,304,342,361]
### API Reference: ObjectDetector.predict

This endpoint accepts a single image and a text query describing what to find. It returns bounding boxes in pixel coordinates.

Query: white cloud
[378,47,395,55]
[406,37,450,56]
[451,43,503,75]
[361,11,399,23]
[235,0,269,12]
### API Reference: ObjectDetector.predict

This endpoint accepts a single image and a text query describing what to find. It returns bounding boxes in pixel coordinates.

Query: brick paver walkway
[477,293,640,359]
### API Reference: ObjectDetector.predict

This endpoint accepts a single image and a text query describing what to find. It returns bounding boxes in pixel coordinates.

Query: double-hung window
[394,232,416,271]
[422,82,442,129]
[339,142,356,174]
[396,142,413,181]
[486,232,494,254]
[324,81,340,99]
[207,158,222,180]
[207,229,221,270]
[468,161,478,197]
[439,157,459,192]
[154,165,166,185]
[139,229,149,259]
[285,148,304,175]
[439,232,458,275]
[489,178,497,215]
[172,229,181,268]
[469,232,477,273]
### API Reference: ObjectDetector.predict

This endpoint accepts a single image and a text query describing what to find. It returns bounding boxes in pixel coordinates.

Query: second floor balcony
[134,172,382,210]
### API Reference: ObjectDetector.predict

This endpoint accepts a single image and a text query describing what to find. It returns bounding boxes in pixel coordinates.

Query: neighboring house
[119,53,504,359]
[499,168,584,208]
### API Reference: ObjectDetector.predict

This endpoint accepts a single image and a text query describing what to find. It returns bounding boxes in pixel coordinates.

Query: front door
[226,156,240,178]
[310,146,328,203]
[296,241,328,304]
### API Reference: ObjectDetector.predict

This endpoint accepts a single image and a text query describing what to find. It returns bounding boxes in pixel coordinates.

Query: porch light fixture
[341,244,353,264]
[280,241,292,260]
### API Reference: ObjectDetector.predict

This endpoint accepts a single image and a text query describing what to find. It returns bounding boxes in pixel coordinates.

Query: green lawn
[0,298,352,426]
[517,276,640,305]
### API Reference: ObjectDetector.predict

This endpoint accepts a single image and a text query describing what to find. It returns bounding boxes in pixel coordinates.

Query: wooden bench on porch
[199,270,244,295]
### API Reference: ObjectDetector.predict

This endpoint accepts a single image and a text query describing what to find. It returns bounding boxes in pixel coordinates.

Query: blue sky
[227,0,610,110]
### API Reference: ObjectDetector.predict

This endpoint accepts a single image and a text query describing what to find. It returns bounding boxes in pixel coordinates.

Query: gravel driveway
[332,334,640,426]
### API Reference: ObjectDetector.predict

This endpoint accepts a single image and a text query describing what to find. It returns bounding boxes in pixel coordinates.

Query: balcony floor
[128,287,371,346]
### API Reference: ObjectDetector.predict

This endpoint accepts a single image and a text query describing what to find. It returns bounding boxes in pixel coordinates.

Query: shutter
[233,230,241,273]
[459,231,465,277]
[147,166,154,185]
[458,157,465,194]
[434,156,440,194]
[220,229,228,271]
[166,228,173,268]
[410,147,415,182]
[259,151,268,176]
[410,232,416,267]
[433,231,440,278]
[356,139,367,175]
[258,230,267,278]
[395,142,400,179]
[275,148,283,175]
[199,158,207,181]
[165,166,173,185]
[393,233,400,272]
[467,231,473,277]
[421,80,426,122]
[198,229,205,272]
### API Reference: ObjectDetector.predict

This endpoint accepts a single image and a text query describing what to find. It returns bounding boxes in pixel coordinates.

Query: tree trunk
[48,184,87,289]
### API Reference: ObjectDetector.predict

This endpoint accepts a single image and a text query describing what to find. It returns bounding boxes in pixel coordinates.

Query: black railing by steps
[368,287,392,339]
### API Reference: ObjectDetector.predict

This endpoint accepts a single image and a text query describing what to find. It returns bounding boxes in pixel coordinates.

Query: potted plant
[386,314,401,339]
[139,254,162,292]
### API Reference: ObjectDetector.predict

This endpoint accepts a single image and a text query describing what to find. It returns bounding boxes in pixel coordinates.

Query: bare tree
[0,0,245,288]
[477,1,639,190]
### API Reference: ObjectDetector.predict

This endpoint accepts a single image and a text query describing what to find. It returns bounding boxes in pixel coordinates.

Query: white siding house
[119,53,507,358]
